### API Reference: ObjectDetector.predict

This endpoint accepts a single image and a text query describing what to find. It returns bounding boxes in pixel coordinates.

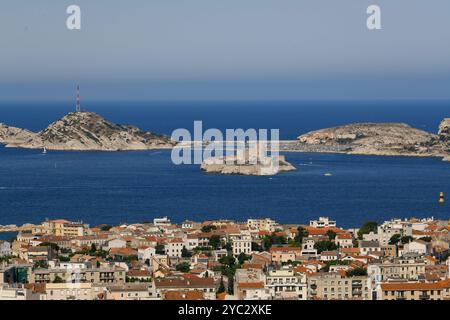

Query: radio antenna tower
[76,85,81,112]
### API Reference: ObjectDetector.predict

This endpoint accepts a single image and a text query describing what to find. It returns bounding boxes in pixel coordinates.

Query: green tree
[217,277,225,294]
[176,262,191,273]
[262,236,273,250]
[125,255,138,263]
[271,234,287,245]
[58,255,70,262]
[389,234,401,245]
[201,225,217,233]
[326,230,337,241]
[418,236,432,243]
[225,242,232,252]
[357,221,378,239]
[237,253,251,265]
[251,242,263,252]
[346,267,367,277]
[209,235,221,250]
[227,276,234,295]
[401,236,414,244]
[294,226,309,245]
[219,255,236,268]
[314,241,338,254]
[155,244,165,255]
[53,275,65,283]
[181,246,192,258]
[100,225,112,231]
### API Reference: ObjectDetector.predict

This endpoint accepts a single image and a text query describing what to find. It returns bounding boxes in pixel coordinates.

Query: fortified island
[0,87,448,172]
[200,152,296,176]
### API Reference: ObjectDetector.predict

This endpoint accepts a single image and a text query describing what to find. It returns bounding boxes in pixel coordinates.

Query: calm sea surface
[0,101,449,228]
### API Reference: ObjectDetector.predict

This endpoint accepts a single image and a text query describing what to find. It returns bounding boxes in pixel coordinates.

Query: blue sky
[0,0,450,101]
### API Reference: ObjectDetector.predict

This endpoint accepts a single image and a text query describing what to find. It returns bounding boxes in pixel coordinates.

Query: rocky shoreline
[287,119,450,161]
[1,113,448,162]
[0,112,174,151]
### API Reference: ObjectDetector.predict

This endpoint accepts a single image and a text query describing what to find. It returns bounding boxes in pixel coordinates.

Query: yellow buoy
[439,192,444,204]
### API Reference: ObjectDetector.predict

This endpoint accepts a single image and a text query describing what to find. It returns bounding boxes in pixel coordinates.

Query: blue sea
[0,100,449,228]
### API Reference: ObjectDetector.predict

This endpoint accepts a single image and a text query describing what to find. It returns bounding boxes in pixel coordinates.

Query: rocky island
[0,112,174,151]
[281,118,450,161]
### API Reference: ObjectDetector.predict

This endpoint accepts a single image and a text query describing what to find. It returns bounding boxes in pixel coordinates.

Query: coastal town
[1,216,450,300]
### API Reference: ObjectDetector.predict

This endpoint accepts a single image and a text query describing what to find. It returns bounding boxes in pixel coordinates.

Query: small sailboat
[42,147,47,154]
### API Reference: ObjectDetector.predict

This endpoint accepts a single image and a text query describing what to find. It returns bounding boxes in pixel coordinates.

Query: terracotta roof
[302,260,326,267]
[336,233,353,239]
[381,280,450,291]
[216,292,227,300]
[47,219,71,224]
[304,227,346,236]
[270,247,301,253]
[110,247,137,256]
[321,250,338,256]
[340,248,360,255]
[425,256,438,263]
[182,274,201,279]
[293,266,313,274]
[127,270,151,277]
[237,281,265,289]
[38,236,72,242]
[163,290,204,300]
[25,283,46,294]
[241,263,263,270]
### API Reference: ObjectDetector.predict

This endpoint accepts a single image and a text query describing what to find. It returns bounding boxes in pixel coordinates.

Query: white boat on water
[324,173,333,176]
[42,147,47,154]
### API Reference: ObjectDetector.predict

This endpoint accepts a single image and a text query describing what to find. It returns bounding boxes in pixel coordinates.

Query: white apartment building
[308,273,371,300]
[359,240,382,255]
[138,247,156,262]
[375,257,426,281]
[309,217,336,229]
[166,238,184,257]
[43,283,103,300]
[184,235,200,250]
[335,234,353,248]
[301,238,317,256]
[403,240,432,256]
[153,217,171,227]
[231,231,252,256]
[0,241,11,257]
[0,285,41,300]
[265,268,307,300]
[247,219,277,232]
